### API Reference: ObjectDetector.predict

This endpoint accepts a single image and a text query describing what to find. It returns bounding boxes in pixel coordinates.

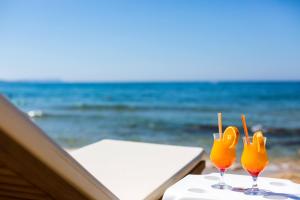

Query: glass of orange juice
[210,126,239,189]
[241,131,268,195]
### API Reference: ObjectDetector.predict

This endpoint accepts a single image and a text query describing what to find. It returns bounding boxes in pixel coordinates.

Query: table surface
[162,173,300,200]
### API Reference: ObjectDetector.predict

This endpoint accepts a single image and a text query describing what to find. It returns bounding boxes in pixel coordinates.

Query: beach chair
[0,95,205,200]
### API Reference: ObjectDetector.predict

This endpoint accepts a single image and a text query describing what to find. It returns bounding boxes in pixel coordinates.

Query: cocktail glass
[241,136,269,195]
[210,133,236,189]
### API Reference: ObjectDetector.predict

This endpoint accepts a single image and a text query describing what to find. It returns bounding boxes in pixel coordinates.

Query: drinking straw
[241,114,250,144]
[218,112,222,138]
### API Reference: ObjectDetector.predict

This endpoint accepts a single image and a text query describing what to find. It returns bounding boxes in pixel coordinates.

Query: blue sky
[0,0,299,81]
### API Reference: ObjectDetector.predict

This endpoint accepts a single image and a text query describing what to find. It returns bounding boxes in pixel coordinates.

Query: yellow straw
[218,113,222,138]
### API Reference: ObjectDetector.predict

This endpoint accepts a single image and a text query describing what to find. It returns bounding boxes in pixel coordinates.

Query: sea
[1,81,300,159]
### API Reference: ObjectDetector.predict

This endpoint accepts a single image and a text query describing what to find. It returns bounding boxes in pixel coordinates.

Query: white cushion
[71,139,204,200]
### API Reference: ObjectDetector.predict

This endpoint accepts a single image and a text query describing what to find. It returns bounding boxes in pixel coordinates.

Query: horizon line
[0,79,300,84]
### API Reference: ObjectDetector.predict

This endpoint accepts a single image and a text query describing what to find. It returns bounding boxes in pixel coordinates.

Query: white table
[162,173,300,200]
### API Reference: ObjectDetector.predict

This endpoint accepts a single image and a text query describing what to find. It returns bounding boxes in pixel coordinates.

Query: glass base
[244,188,265,195]
[211,183,232,190]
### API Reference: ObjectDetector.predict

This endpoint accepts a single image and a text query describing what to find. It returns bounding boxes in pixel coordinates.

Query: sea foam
[27,110,44,118]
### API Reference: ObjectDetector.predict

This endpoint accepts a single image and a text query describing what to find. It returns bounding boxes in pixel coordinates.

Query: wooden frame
[0,95,116,200]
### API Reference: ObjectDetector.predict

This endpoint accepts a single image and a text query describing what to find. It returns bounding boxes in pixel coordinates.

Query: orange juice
[210,137,236,171]
[241,131,268,177]
[210,126,239,171]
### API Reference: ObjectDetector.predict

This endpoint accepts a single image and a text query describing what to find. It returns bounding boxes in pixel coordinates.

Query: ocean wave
[183,124,217,133]
[71,104,135,111]
[27,110,44,118]
[183,123,300,136]
[60,103,226,112]
[250,124,264,132]
[27,110,106,119]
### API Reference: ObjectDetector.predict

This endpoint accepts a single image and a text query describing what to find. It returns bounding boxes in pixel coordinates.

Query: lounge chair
[0,95,205,200]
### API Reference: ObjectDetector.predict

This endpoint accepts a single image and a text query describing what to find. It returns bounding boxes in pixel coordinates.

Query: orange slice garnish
[253,131,265,152]
[222,126,240,148]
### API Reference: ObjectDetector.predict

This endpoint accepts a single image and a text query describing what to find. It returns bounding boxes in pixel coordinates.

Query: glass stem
[252,176,258,190]
[219,169,225,185]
